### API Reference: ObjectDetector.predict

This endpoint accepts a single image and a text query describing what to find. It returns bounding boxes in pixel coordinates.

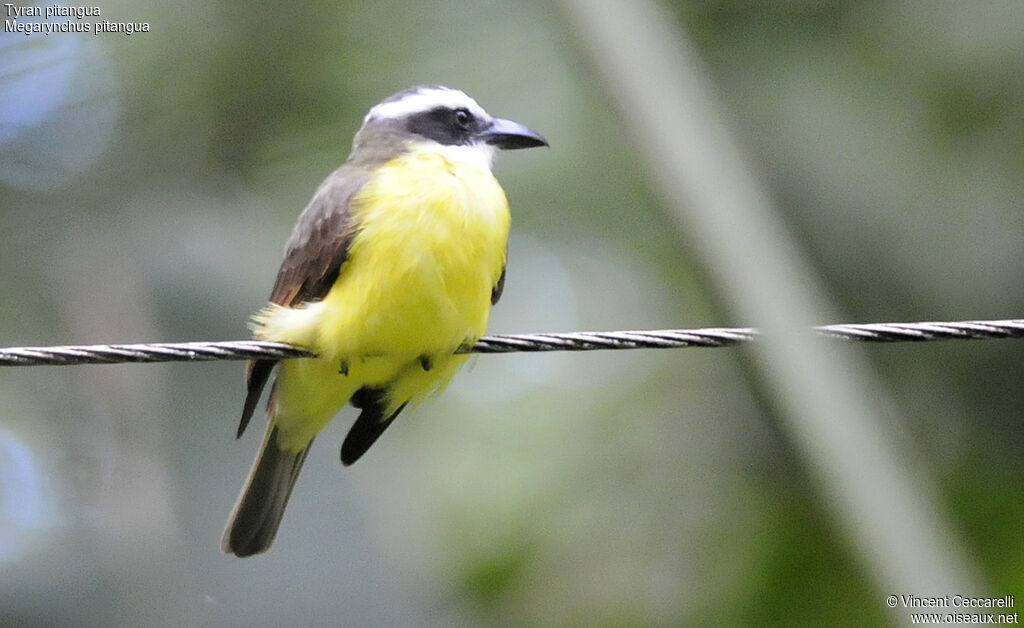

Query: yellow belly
[261,148,510,451]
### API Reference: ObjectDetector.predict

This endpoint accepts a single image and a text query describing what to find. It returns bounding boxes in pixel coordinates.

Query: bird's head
[351,85,547,168]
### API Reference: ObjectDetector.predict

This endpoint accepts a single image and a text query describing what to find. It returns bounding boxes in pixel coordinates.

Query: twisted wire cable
[1,319,1022,367]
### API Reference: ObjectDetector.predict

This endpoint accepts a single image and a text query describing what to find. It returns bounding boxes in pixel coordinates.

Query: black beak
[482,117,548,150]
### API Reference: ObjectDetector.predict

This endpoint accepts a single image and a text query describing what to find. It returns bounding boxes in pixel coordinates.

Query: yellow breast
[317,146,511,360]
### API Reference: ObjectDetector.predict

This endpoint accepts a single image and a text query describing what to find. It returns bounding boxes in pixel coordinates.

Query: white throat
[417,141,497,173]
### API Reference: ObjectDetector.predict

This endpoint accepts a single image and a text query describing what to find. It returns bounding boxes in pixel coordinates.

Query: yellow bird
[222,86,547,556]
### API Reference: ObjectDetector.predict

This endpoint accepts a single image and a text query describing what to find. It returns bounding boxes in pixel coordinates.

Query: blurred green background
[1,1,1022,626]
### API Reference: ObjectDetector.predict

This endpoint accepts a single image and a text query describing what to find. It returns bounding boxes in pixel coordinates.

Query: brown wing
[491,263,506,306]
[269,165,371,307]
[236,164,371,438]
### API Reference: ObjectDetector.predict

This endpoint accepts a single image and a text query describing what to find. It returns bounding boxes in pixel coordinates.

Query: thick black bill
[482,117,548,150]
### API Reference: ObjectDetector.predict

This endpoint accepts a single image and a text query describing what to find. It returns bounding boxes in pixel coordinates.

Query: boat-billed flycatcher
[222,85,547,557]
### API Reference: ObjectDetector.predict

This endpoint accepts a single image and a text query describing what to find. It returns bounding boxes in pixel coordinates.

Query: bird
[222,85,547,557]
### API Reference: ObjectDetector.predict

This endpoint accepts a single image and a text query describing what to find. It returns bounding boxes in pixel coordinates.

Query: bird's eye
[453,107,473,129]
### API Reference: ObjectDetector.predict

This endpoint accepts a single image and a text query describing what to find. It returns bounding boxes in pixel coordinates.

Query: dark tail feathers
[222,424,312,557]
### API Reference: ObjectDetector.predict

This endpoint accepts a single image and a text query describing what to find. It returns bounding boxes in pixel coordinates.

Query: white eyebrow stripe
[366,88,489,122]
